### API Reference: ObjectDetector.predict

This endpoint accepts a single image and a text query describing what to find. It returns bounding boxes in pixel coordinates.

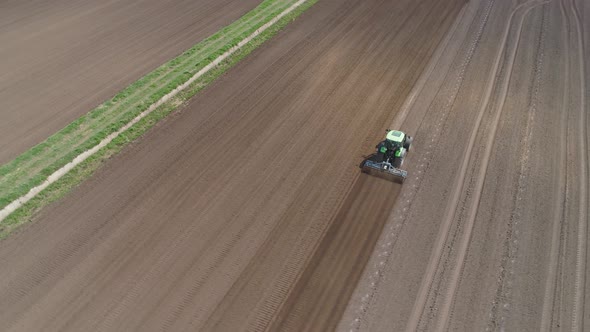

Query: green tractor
[360,129,413,183]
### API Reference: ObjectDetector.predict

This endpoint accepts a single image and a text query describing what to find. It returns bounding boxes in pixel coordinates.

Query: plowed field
[0,0,462,330]
[1,0,588,330]
[342,0,590,330]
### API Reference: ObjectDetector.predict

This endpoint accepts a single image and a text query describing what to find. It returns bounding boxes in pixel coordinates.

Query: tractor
[360,129,412,183]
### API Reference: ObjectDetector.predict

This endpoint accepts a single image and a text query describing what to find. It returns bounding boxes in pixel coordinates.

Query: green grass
[0,0,295,208]
[0,0,318,239]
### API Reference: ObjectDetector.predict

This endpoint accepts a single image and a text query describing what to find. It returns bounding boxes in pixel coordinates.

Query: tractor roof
[386,130,405,143]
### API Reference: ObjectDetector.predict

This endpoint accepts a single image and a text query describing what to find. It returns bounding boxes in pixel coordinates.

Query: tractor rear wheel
[404,136,413,151]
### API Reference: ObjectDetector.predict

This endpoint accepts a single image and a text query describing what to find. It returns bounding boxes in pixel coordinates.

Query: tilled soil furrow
[3,0,587,329]
[406,1,539,329]
[441,6,551,328]
[0,0,467,330]
[570,0,588,328]
[540,0,570,328]
[270,176,399,331]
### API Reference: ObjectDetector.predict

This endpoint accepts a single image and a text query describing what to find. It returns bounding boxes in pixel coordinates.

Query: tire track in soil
[483,3,549,330]
[436,3,549,330]
[404,1,546,330]
[337,0,494,329]
[570,0,587,328]
[539,0,570,329]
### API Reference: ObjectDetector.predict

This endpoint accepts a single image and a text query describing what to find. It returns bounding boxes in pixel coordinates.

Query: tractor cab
[383,130,405,152]
[386,130,405,144]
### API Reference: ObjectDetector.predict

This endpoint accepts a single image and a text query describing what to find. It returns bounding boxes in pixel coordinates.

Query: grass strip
[0,0,301,209]
[0,0,318,239]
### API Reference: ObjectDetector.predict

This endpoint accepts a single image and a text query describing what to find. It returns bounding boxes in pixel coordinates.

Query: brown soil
[341,0,590,330]
[267,175,400,331]
[0,0,463,330]
[2,0,587,330]
[0,0,260,163]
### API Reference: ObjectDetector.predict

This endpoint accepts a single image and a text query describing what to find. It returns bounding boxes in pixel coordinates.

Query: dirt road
[341,0,590,330]
[0,0,260,163]
[0,0,463,330]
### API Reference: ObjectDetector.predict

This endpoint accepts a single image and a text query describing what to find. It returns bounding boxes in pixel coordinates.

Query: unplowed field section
[0,0,260,163]
[0,0,463,330]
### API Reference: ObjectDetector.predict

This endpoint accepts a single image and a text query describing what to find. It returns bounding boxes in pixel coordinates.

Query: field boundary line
[0,0,310,223]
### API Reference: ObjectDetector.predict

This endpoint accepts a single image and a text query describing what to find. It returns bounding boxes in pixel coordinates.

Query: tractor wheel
[392,157,403,168]
[404,136,413,151]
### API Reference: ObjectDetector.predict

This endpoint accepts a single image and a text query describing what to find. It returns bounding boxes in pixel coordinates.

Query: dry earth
[341,0,590,330]
[0,0,260,163]
[0,0,463,330]
[1,0,589,330]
